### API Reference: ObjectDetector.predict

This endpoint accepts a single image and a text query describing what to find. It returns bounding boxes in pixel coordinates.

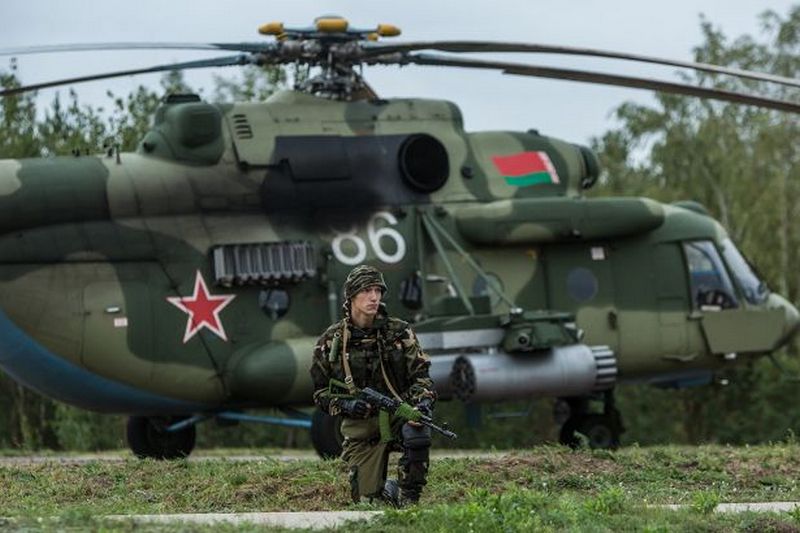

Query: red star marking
[167,271,236,343]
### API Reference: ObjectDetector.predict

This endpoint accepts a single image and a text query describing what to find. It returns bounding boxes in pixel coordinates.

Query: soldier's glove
[340,399,371,419]
[415,398,434,418]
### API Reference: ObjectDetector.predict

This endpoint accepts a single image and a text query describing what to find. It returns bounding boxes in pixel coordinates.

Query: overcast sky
[0,1,797,147]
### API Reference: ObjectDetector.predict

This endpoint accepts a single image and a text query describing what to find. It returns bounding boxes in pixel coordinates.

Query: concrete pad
[661,501,800,513]
[106,511,384,529]
[0,450,510,465]
[716,502,800,513]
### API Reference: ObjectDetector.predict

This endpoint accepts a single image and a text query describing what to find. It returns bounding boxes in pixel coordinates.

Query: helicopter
[0,15,799,458]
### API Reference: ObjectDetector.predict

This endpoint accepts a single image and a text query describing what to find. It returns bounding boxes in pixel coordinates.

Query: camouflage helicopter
[1,16,799,458]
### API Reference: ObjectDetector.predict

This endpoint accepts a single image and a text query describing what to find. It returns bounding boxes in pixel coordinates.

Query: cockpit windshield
[683,241,738,310]
[720,238,769,305]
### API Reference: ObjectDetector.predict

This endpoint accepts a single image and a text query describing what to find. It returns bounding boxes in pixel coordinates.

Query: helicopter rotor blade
[365,41,800,90]
[0,42,276,56]
[399,53,800,114]
[0,54,253,97]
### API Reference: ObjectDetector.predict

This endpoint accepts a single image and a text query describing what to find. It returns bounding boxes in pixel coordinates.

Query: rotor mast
[257,16,401,100]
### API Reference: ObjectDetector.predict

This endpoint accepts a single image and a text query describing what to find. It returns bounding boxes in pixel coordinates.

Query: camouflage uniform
[310,265,436,504]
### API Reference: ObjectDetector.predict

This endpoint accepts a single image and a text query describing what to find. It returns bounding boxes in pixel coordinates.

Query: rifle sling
[339,318,357,395]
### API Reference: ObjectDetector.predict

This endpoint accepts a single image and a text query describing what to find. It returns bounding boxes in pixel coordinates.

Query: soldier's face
[351,285,383,318]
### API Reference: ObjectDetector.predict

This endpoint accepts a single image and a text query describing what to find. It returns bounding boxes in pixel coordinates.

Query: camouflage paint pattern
[0,89,795,414]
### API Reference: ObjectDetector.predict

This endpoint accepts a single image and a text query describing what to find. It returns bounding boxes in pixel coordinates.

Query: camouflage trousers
[340,415,431,503]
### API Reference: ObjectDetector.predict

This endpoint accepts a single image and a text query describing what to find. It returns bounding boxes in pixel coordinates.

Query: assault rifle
[359,387,458,440]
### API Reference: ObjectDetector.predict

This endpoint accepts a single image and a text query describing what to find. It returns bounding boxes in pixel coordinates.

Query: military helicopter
[1,16,799,458]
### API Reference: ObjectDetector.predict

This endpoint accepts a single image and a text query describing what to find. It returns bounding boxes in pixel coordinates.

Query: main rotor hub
[255,16,401,100]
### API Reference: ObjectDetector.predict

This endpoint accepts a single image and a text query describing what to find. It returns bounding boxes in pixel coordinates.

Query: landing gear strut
[556,391,624,449]
[127,416,196,459]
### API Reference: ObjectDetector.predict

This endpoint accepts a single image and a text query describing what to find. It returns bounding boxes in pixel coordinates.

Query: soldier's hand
[416,399,433,418]
[408,399,433,427]
[341,399,371,418]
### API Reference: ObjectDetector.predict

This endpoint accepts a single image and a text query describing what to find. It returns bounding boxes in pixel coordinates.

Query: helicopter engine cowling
[450,345,616,403]
[454,197,665,245]
[260,131,450,216]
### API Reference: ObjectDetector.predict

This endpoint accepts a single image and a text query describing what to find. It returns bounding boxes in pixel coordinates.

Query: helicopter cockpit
[719,238,770,305]
[684,239,769,312]
[684,240,739,310]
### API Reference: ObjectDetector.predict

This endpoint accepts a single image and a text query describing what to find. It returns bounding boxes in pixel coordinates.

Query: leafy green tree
[594,6,800,444]
[0,61,40,158]
[212,64,287,103]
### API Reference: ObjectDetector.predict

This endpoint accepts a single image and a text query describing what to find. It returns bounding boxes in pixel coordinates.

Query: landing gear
[310,409,343,459]
[127,416,196,459]
[556,391,624,449]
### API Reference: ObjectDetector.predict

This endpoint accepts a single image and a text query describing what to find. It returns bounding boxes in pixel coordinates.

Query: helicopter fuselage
[0,90,795,418]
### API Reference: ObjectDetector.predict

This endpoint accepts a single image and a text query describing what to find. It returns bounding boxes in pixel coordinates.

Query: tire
[558,417,581,449]
[560,414,620,450]
[127,416,196,460]
[310,409,343,459]
[576,414,620,450]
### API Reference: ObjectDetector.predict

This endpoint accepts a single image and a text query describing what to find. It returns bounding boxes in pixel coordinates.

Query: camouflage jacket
[310,311,436,417]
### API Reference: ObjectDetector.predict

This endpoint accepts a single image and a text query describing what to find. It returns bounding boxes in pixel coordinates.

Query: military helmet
[343,265,388,303]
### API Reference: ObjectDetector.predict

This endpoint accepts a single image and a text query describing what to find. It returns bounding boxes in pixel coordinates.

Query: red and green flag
[491,151,561,187]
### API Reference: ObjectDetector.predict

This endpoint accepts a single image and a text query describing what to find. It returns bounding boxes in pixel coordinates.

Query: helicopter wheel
[559,413,621,450]
[127,416,196,460]
[310,409,343,459]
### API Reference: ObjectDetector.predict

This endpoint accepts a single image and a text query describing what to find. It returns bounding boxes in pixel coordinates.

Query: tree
[593,6,800,444]
[0,61,40,158]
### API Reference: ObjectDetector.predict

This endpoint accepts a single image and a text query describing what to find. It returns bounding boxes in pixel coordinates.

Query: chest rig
[329,317,404,401]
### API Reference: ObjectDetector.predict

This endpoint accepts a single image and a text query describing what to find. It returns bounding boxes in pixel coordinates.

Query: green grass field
[2,444,800,531]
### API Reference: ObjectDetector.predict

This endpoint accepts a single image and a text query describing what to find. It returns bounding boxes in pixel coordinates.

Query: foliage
[593,8,800,297]
[690,490,721,515]
[1,445,800,531]
[1,8,800,452]
[591,6,800,447]
[50,405,124,451]
[212,64,287,103]
[0,61,39,158]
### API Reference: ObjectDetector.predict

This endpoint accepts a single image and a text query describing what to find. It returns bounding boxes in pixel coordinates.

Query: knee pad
[402,423,431,463]
[402,423,432,449]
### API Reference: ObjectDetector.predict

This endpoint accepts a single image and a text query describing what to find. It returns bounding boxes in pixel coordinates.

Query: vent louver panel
[212,241,316,286]
[232,114,253,140]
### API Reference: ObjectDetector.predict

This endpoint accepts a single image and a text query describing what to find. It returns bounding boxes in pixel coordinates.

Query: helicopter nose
[767,293,800,348]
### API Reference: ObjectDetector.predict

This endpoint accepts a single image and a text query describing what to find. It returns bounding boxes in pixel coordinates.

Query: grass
[2,444,800,531]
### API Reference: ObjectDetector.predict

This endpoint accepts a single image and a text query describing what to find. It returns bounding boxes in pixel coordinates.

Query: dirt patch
[433,451,624,494]
[740,516,800,533]
[473,452,622,477]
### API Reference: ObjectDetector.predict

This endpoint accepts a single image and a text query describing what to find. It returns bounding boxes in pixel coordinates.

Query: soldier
[310,265,436,506]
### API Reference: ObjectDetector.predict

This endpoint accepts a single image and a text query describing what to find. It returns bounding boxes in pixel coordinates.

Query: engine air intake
[399,134,449,192]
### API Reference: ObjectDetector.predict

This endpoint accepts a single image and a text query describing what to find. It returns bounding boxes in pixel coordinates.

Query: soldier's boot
[381,479,401,507]
[397,462,426,506]
[398,423,431,506]
[348,466,361,504]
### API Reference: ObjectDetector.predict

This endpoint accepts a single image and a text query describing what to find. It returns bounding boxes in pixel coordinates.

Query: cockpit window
[720,238,769,305]
[683,241,738,310]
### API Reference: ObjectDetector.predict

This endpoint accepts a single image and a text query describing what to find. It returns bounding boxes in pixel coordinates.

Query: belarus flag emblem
[491,151,561,187]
